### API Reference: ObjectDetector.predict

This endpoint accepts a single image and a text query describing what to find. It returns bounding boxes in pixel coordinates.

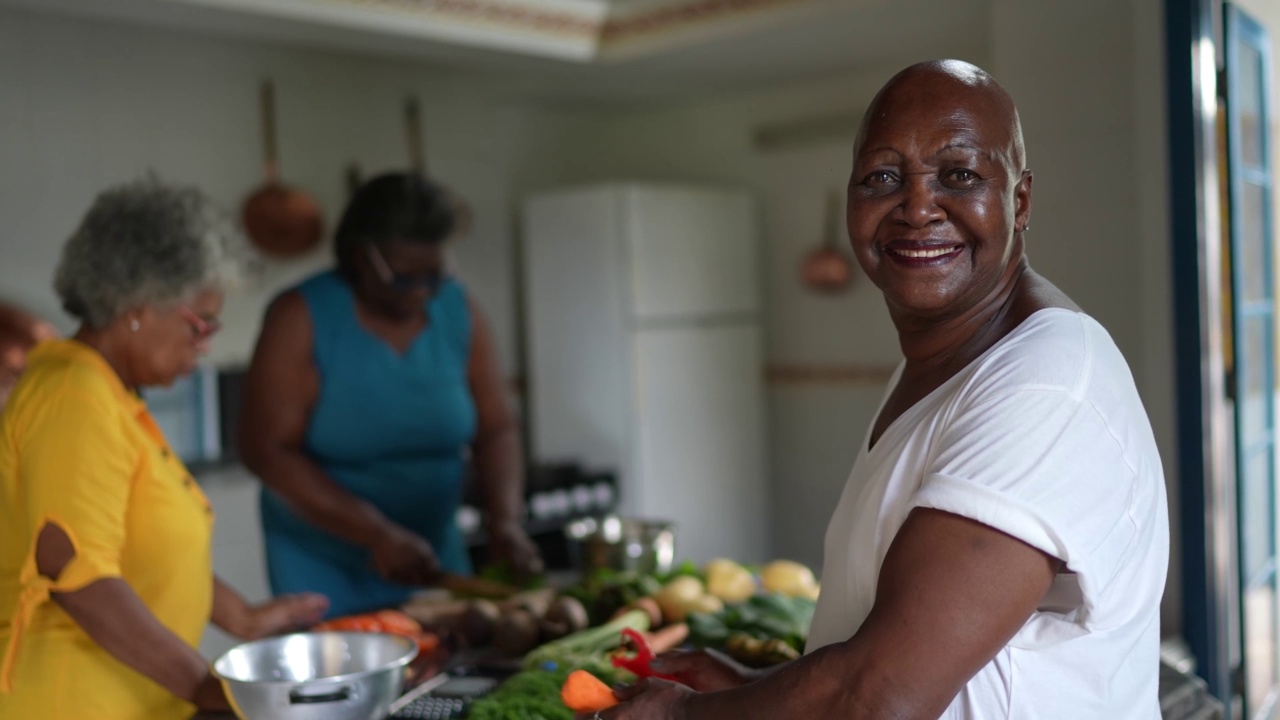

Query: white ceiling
[0,0,990,102]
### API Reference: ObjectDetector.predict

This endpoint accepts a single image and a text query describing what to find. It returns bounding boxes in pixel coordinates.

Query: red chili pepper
[611,628,678,681]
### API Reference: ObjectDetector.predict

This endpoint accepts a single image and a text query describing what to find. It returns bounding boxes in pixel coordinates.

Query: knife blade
[436,572,519,600]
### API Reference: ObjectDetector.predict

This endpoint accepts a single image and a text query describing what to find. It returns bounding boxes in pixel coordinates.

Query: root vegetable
[545,596,590,634]
[611,597,662,628]
[646,623,690,655]
[561,670,618,713]
[654,576,706,622]
[760,560,819,598]
[493,608,541,657]
[459,599,501,646]
[704,559,756,603]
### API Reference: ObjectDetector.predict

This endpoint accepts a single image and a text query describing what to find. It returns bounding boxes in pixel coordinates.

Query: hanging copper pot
[241,80,324,258]
[801,191,854,293]
[403,96,473,240]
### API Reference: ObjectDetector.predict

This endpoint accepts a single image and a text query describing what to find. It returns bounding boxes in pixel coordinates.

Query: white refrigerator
[522,183,770,564]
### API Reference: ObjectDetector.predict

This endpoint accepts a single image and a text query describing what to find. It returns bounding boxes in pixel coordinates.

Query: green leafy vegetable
[654,559,704,585]
[522,609,651,671]
[687,592,817,653]
[561,570,661,625]
[464,660,631,720]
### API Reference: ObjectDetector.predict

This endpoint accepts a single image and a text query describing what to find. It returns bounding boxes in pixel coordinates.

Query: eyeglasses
[178,306,221,341]
[364,243,446,295]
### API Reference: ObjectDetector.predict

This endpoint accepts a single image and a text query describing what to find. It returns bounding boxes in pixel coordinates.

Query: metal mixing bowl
[212,631,417,720]
[564,515,676,575]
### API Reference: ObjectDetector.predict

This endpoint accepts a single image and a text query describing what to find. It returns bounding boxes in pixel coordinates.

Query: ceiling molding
[153,0,822,60]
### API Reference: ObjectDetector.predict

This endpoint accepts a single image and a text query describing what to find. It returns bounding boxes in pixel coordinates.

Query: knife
[436,572,519,600]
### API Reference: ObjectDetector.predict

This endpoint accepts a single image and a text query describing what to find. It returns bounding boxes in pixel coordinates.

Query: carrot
[561,669,618,713]
[645,622,690,655]
[314,615,381,633]
[414,632,440,656]
[373,610,423,636]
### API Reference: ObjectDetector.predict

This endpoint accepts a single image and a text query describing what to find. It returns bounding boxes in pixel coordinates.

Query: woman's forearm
[210,576,252,638]
[682,644,905,720]
[242,445,395,548]
[473,424,525,533]
[53,577,226,710]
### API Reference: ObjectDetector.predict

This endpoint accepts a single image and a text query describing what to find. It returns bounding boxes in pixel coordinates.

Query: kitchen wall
[0,5,600,376]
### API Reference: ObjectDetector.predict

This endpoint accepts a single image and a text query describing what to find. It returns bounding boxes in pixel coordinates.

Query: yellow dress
[0,339,215,720]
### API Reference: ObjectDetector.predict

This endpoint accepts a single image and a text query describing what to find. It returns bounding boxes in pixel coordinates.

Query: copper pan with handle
[242,80,324,258]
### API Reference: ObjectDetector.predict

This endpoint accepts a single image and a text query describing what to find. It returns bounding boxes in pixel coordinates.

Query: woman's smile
[881,241,966,268]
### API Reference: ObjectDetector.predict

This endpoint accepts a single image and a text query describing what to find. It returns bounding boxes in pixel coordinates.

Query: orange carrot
[373,609,423,636]
[561,669,618,713]
[414,632,440,656]
[645,622,690,655]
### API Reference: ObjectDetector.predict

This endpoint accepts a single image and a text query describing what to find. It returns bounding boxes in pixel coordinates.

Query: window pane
[1238,181,1270,302]
[1239,43,1265,169]
[1242,446,1277,580]
[1245,580,1279,714]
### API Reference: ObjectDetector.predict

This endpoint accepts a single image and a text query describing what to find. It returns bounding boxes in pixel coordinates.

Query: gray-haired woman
[0,177,328,720]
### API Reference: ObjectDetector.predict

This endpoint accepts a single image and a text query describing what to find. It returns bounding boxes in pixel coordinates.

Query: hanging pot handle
[260,80,279,183]
[404,96,426,175]
[823,190,844,249]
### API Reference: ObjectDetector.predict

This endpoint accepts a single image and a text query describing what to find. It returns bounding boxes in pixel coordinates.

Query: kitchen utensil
[386,668,453,717]
[212,631,416,720]
[801,191,854,293]
[564,515,676,576]
[402,96,473,241]
[242,80,324,258]
[437,572,519,600]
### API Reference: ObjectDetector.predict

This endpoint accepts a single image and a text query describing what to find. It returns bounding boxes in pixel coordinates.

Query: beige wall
[0,6,598,375]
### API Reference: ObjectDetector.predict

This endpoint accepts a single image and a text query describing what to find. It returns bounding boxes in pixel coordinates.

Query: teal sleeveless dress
[259,270,477,617]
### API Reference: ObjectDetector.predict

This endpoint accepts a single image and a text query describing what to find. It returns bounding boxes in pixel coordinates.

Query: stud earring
[130,319,140,332]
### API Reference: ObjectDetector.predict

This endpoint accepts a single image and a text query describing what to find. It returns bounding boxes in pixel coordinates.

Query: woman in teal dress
[238,173,542,617]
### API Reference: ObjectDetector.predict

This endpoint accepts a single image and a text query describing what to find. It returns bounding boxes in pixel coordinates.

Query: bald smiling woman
[590,60,1169,720]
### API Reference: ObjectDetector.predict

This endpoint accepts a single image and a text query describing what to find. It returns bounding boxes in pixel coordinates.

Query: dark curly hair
[334,172,456,281]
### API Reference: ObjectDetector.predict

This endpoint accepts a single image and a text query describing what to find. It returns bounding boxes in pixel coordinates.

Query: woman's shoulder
[293,269,345,299]
[7,341,122,423]
[972,309,1132,400]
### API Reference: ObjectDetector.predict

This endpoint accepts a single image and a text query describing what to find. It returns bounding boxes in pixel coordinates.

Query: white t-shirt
[806,308,1168,719]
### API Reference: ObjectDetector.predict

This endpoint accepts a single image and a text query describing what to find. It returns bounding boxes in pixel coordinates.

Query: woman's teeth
[894,247,955,258]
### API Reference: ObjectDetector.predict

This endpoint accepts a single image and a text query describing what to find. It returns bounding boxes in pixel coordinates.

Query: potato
[760,560,819,598]
[654,576,706,623]
[704,559,756,603]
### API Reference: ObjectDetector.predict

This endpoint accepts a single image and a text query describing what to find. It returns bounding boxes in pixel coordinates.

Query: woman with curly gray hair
[0,177,327,719]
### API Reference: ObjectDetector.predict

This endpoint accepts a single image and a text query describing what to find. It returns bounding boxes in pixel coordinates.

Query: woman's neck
[891,258,1033,375]
[73,326,138,391]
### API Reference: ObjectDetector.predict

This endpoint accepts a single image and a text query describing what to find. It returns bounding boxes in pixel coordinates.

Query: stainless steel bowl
[212,632,417,720]
[564,515,676,575]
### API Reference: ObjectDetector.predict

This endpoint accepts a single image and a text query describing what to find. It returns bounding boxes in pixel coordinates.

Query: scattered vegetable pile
[391,555,822,716]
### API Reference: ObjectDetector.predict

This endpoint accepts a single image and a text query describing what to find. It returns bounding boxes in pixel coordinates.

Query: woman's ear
[1014,169,1033,233]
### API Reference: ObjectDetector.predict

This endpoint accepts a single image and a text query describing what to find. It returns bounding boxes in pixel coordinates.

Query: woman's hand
[488,524,544,581]
[649,649,759,692]
[243,593,329,639]
[580,678,696,720]
[371,524,441,586]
